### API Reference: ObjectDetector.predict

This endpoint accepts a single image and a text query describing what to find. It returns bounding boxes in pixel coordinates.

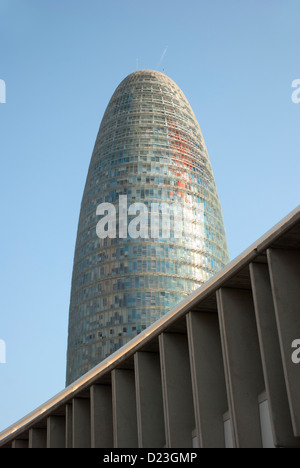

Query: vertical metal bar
[186,310,228,448]
[111,369,138,448]
[159,333,195,448]
[72,398,91,448]
[134,351,165,448]
[90,385,113,448]
[28,428,46,448]
[12,439,28,448]
[250,262,300,447]
[65,403,72,448]
[267,249,300,437]
[47,415,65,448]
[217,288,265,448]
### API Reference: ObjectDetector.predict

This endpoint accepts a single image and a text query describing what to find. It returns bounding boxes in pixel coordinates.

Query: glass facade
[66,70,229,385]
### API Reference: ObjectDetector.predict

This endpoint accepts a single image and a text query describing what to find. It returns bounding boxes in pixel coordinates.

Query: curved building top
[66,69,229,384]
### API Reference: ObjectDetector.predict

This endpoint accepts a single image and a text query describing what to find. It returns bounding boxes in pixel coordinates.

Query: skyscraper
[66,70,229,385]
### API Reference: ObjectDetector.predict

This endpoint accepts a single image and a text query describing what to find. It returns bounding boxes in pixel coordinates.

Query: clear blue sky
[0,0,299,432]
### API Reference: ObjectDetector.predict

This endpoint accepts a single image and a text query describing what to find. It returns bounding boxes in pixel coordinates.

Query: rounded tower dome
[66,70,229,384]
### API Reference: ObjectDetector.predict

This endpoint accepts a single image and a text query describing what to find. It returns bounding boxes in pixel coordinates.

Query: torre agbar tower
[66,70,229,385]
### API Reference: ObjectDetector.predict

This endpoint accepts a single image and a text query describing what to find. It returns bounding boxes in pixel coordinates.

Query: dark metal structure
[1,206,299,448]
